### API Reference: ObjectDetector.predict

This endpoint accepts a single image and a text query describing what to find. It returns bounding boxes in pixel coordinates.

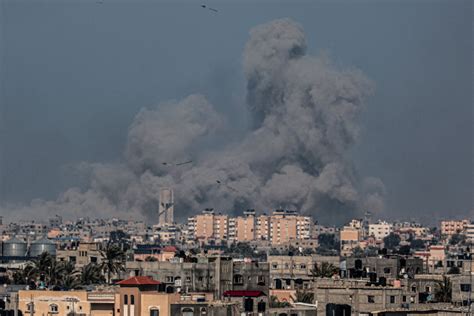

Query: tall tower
[158,187,174,226]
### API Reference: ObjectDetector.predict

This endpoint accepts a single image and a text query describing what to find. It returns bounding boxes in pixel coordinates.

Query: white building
[465,222,474,242]
[369,221,393,240]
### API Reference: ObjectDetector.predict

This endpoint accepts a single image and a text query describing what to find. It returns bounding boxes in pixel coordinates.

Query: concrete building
[189,209,229,245]
[440,219,468,237]
[18,289,116,316]
[369,221,393,240]
[464,222,474,242]
[117,276,180,316]
[269,210,312,245]
[56,242,102,267]
[234,210,256,242]
[158,188,174,226]
[340,225,361,257]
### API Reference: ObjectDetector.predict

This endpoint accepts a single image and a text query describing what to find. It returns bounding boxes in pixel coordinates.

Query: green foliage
[449,233,466,246]
[270,295,291,308]
[397,245,411,255]
[12,252,105,289]
[311,262,339,278]
[292,290,314,304]
[410,239,425,250]
[352,247,365,258]
[317,234,339,255]
[383,233,401,250]
[99,242,126,284]
[80,263,106,285]
[447,266,460,275]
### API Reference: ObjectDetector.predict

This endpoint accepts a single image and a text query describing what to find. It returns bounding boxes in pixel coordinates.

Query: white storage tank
[30,238,56,257]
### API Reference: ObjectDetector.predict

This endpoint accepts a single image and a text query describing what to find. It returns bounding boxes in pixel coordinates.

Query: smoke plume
[1,18,384,224]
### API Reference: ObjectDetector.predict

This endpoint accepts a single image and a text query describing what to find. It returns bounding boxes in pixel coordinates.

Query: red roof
[117,276,161,286]
[223,290,266,297]
[163,246,177,252]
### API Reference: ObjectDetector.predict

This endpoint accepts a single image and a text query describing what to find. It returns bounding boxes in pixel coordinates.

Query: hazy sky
[1,0,472,223]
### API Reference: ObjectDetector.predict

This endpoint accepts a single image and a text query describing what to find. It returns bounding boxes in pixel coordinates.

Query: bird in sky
[201,4,218,13]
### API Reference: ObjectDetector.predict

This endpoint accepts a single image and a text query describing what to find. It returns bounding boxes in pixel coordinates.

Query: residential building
[369,221,393,240]
[440,219,468,237]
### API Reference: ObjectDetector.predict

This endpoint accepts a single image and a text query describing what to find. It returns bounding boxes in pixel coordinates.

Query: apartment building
[369,221,393,240]
[440,219,468,236]
[269,210,312,245]
[188,209,313,245]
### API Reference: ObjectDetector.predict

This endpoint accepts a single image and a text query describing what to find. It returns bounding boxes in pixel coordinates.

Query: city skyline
[1,1,472,225]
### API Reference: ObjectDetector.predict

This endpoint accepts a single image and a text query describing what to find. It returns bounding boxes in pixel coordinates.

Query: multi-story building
[369,221,393,241]
[464,221,474,242]
[256,214,270,241]
[340,226,361,257]
[188,209,229,244]
[188,209,313,246]
[269,210,312,245]
[440,219,468,237]
[234,210,256,242]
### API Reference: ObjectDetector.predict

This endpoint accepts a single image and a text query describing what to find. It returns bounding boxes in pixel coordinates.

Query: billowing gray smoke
[2,19,384,224]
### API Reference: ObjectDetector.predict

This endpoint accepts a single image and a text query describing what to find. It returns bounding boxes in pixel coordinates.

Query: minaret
[158,188,174,226]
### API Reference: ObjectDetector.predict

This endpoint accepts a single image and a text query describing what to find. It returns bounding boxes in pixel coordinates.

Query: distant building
[369,221,393,240]
[158,188,174,226]
[440,219,468,237]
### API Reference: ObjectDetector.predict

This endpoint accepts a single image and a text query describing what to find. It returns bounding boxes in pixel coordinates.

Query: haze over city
[1,1,472,225]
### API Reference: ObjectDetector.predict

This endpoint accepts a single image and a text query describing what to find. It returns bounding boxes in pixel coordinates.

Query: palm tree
[80,263,105,285]
[311,262,339,278]
[99,242,126,284]
[434,276,452,303]
[292,289,314,304]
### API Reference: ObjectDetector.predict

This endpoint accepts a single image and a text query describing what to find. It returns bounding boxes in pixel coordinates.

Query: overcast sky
[1,0,472,223]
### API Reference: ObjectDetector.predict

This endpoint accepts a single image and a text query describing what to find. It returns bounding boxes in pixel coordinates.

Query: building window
[300,264,306,269]
[272,263,278,269]
[49,304,59,314]
[26,303,34,313]
[368,296,375,303]
[383,267,391,274]
[402,296,407,302]
[390,296,396,304]
[461,284,472,292]
[182,307,194,316]
[257,275,265,286]
[130,295,135,305]
[233,274,243,285]
[166,276,174,283]
[411,285,417,293]
[124,295,128,305]
[150,308,159,316]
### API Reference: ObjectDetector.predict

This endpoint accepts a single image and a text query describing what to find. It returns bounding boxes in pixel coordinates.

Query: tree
[434,276,452,303]
[317,234,339,255]
[269,296,291,308]
[292,289,314,304]
[450,233,466,246]
[447,266,460,275]
[80,263,105,285]
[352,247,365,258]
[383,233,401,250]
[99,242,126,284]
[398,245,411,255]
[311,262,339,278]
[410,239,425,250]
